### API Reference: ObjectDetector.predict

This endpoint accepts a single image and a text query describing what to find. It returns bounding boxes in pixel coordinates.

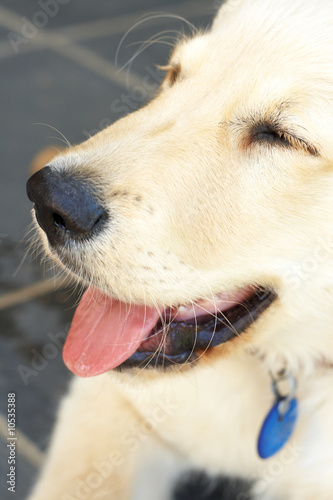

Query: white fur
[28,1,333,499]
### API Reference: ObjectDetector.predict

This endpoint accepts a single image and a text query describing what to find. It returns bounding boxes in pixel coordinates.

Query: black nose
[26,166,107,246]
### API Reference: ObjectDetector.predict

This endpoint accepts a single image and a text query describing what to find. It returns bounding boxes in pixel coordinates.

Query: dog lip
[164,286,254,323]
[118,288,277,370]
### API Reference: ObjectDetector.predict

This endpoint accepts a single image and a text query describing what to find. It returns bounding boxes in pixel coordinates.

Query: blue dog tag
[257,397,298,459]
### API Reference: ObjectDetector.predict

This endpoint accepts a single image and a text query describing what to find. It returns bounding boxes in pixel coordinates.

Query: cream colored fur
[28,0,333,499]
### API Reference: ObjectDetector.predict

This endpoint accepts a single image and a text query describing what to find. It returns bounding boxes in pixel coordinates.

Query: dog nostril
[52,212,66,230]
[93,214,103,229]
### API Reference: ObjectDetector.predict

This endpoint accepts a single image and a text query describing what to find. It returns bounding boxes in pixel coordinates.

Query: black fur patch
[173,471,253,500]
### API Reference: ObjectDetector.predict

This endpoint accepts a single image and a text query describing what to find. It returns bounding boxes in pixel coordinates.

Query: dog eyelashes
[249,124,318,156]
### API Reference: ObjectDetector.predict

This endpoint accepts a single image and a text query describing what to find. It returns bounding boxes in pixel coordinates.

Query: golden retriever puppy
[26,0,333,499]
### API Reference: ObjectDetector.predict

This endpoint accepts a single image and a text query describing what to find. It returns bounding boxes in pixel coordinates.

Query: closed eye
[249,124,318,156]
[254,125,288,144]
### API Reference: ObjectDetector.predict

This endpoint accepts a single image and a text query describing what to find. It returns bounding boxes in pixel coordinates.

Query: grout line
[0,5,27,32]
[0,414,44,468]
[0,38,42,58]
[0,278,71,311]
[52,41,144,89]
[0,5,144,89]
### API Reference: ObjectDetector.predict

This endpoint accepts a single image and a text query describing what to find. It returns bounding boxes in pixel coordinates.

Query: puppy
[26,0,333,499]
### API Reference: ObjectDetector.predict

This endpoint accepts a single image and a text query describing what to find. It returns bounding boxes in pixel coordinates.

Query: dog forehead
[176,0,333,70]
[170,0,333,108]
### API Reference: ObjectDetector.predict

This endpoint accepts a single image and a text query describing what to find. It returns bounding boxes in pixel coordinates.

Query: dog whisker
[120,31,181,73]
[115,13,197,68]
[33,123,71,148]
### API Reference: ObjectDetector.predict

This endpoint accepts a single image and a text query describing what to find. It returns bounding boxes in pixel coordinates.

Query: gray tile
[0,26,10,41]
[0,327,72,448]
[0,0,200,29]
[0,239,77,447]
[0,437,38,500]
[0,237,43,294]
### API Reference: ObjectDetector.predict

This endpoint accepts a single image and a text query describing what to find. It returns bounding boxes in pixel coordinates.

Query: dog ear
[212,0,243,29]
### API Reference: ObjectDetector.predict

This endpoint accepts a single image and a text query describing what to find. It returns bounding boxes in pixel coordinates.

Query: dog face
[27,0,333,376]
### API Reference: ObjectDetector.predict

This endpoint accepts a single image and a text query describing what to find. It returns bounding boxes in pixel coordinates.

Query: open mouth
[123,287,276,368]
[62,285,276,377]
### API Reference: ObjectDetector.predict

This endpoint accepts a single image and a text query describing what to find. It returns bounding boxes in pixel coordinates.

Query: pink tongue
[63,287,160,377]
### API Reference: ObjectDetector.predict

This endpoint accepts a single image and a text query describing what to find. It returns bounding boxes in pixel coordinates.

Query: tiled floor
[0,2,248,499]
